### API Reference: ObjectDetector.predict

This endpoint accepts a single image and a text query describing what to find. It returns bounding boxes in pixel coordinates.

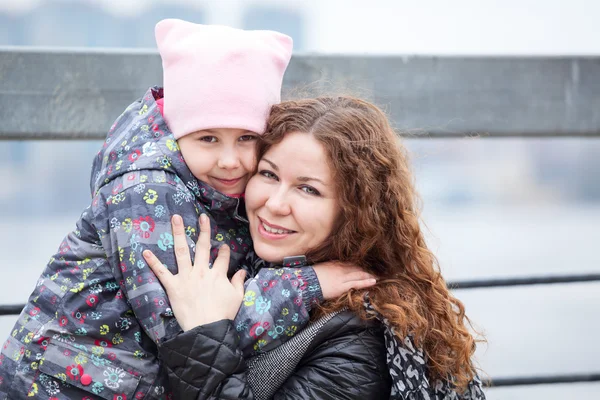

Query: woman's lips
[257,217,295,240]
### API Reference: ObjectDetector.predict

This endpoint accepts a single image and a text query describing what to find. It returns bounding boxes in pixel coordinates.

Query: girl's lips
[212,176,243,186]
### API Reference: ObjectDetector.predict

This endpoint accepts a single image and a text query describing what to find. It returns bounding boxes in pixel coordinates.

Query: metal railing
[1,48,599,390]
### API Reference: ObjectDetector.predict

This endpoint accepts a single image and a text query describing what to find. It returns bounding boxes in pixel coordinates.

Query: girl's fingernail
[172,215,183,226]
[143,250,151,258]
[200,213,207,224]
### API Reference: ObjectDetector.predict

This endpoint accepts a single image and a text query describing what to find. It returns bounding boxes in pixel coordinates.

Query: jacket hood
[90,86,241,211]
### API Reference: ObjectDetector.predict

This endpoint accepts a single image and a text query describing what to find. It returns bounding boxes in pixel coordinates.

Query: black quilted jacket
[158,311,392,399]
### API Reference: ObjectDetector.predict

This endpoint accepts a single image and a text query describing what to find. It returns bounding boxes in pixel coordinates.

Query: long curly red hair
[258,96,481,392]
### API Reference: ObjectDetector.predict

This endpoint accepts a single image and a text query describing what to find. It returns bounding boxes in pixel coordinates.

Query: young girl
[0,20,374,399]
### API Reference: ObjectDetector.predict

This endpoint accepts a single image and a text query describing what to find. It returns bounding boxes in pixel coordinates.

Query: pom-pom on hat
[155,19,293,139]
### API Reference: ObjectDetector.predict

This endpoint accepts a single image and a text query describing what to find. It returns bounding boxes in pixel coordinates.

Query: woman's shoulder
[304,309,388,368]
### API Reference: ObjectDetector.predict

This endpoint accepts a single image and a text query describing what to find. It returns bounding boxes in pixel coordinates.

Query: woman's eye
[259,170,278,180]
[300,185,320,196]
[199,136,217,143]
[239,135,257,142]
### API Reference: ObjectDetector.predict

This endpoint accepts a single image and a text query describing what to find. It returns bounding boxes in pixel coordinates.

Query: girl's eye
[300,185,320,196]
[259,170,278,180]
[199,136,217,143]
[239,135,257,142]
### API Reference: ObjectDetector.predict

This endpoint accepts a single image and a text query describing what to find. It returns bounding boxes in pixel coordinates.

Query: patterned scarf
[363,297,486,399]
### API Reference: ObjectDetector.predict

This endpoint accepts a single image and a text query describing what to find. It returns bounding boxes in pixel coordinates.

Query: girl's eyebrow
[262,158,327,185]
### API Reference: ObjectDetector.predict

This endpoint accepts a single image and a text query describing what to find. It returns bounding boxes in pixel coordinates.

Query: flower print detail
[27,382,39,396]
[249,322,269,339]
[285,325,297,336]
[104,366,126,389]
[58,316,68,327]
[86,294,99,307]
[74,353,88,365]
[129,234,140,252]
[243,290,256,306]
[75,327,88,336]
[154,205,166,218]
[157,232,174,251]
[95,339,113,348]
[268,323,285,340]
[112,333,124,345]
[253,339,267,352]
[294,297,303,306]
[29,307,41,318]
[157,155,172,169]
[105,282,119,291]
[154,297,167,307]
[215,233,224,241]
[281,308,289,316]
[66,364,83,381]
[256,296,271,314]
[281,289,290,298]
[143,189,158,204]
[90,283,103,294]
[116,317,132,331]
[142,141,157,157]
[185,226,196,237]
[89,311,102,320]
[114,394,127,400]
[134,332,142,343]
[92,346,105,356]
[132,216,155,239]
[92,381,106,395]
[236,321,248,332]
[90,354,111,368]
[133,183,145,194]
[166,138,179,152]
[128,149,141,162]
[121,218,133,233]
[187,180,201,196]
[110,217,121,231]
[292,313,299,323]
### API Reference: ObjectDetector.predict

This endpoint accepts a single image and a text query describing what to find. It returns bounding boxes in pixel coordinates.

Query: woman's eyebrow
[263,158,327,185]
[298,176,327,185]
[262,158,278,171]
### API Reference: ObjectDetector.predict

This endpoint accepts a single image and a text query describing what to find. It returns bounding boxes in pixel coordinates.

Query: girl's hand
[312,262,377,299]
[143,214,246,331]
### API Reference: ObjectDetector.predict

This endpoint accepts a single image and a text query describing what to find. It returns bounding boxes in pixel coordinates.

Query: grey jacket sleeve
[234,266,323,356]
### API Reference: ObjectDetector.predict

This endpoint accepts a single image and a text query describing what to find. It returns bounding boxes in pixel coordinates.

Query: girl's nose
[217,148,241,169]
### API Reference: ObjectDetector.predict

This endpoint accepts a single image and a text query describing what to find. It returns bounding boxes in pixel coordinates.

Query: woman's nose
[265,189,291,215]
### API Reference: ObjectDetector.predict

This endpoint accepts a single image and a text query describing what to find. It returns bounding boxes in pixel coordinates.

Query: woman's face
[245,131,339,263]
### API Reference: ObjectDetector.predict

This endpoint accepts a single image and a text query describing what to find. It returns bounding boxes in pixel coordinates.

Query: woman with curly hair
[143,96,486,399]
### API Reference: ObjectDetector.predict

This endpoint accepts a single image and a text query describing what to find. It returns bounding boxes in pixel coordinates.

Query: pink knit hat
[155,19,293,139]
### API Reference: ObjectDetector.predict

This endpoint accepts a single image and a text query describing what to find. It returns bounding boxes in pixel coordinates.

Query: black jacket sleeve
[158,314,391,400]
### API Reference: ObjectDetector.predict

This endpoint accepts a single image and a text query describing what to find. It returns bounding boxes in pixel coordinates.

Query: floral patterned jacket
[0,87,322,400]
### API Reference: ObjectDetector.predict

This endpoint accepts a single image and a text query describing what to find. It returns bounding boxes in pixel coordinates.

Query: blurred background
[1,0,599,399]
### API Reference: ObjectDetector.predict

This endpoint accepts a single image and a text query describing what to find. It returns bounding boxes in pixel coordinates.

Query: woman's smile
[257,217,296,240]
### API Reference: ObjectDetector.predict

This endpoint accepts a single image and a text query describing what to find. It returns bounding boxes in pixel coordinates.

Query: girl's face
[177,128,258,196]
[245,131,339,263]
